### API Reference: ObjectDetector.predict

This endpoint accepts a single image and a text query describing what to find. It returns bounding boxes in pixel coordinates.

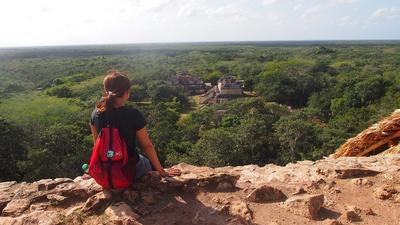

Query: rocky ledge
[1,155,400,225]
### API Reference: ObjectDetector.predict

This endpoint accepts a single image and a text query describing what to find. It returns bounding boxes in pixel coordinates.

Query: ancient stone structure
[169,71,209,95]
[1,155,400,225]
[201,76,244,104]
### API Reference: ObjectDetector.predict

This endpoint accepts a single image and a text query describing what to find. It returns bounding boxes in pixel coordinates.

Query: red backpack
[88,125,135,189]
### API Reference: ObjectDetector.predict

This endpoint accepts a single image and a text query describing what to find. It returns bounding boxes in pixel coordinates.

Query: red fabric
[88,127,135,189]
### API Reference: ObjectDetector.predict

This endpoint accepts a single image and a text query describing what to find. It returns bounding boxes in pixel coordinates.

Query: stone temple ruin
[201,76,245,104]
[333,109,400,158]
[169,71,210,95]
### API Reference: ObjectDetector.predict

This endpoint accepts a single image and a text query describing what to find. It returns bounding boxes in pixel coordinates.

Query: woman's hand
[159,168,182,177]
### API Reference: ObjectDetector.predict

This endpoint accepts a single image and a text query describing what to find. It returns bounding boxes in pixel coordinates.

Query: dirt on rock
[1,155,400,225]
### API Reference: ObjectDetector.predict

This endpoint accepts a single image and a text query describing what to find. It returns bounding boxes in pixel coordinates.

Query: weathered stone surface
[37,178,73,191]
[162,163,240,192]
[141,192,157,205]
[363,208,376,215]
[2,198,31,216]
[13,210,63,225]
[216,181,234,192]
[34,179,52,191]
[292,187,307,195]
[229,201,252,221]
[0,192,14,212]
[0,181,17,192]
[333,168,380,179]
[341,210,361,222]
[191,211,206,224]
[12,182,37,199]
[105,202,141,225]
[246,185,287,203]
[123,189,140,203]
[47,194,67,203]
[283,194,324,219]
[352,178,374,186]
[82,191,111,213]
[29,202,51,212]
[65,204,84,217]
[73,175,103,196]
[0,181,17,211]
[54,182,88,198]
[323,219,343,225]
[373,185,400,200]
[0,154,399,225]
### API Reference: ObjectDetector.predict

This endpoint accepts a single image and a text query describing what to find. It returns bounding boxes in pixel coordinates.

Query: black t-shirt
[90,106,146,159]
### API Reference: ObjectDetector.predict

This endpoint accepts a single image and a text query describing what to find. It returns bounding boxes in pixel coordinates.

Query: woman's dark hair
[96,70,131,112]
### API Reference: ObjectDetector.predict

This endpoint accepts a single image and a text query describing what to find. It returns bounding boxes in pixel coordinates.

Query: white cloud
[293,3,303,11]
[338,15,359,26]
[371,7,400,19]
[262,0,279,5]
[176,1,205,18]
[301,5,321,21]
[326,0,357,4]
[0,0,398,47]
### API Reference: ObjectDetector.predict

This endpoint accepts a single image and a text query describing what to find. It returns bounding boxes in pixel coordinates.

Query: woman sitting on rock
[89,70,181,183]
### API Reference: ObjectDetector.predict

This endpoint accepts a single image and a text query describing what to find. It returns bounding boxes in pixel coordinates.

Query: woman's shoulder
[119,105,143,115]
[91,108,100,118]
[119,106,146,128]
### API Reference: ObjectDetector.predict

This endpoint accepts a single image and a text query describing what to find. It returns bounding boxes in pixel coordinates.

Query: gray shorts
[135,154,152,179]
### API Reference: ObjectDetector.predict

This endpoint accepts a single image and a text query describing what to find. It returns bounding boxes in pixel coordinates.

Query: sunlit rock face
[1,155,400,225]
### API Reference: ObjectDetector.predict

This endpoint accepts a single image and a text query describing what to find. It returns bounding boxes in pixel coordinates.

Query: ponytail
[96,91,116,112]
[96,70,131,113]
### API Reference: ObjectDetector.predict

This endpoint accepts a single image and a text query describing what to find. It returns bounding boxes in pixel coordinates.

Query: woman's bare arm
[136,127,181,177]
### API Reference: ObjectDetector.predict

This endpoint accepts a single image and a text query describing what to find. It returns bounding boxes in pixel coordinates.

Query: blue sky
[0,0,399,47]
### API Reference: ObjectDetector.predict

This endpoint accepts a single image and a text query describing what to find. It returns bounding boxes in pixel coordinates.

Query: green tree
[190,128,239,167]
[147,80,191,112]
[46,85,74,98]
[19,123,91,181]
[0,117,27,181]
[274,114,319,163]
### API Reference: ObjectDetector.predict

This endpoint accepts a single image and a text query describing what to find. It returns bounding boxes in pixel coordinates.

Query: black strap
[107,158,114,189]
[97,130,105,173]
[107,120,114,189]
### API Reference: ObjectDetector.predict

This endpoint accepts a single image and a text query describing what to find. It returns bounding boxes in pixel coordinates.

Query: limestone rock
[283,194,324,219]
[0,192,14,212]
[54,182,88,198]
[292,187,307,195]
[73,176,103,196]
[373,185,400,200]
[246,185,287,203]
[1,210,62,225]
[105,202,141,225]
[323,219,343,225]
[191,211,206,224]
[2,198,31,216]
[334,168,380,179]
[352,178,374,186]
[82,191,111,213]
[1,154,400,225]
[216,181,234,192]
[29,202,50,212]
[123,189,139,203]
[37,178,73,191]
[141,192,157,205]
[65,204,84,217]
[47,194,67,203]
[363,208,376,215]
[0,181,17,192]
[341,210,361,222]
[229,201,252,221]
